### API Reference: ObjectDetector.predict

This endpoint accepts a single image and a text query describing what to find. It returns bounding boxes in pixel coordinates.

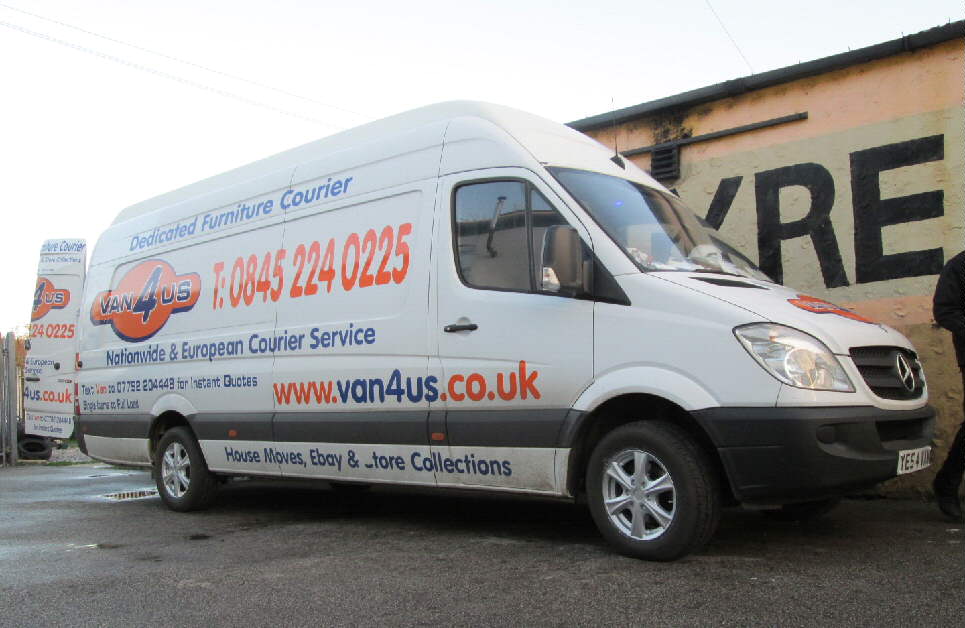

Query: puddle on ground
[73,471,142,479]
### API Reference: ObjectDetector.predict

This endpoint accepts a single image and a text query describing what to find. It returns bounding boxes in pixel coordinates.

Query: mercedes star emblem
[895,354,916,392]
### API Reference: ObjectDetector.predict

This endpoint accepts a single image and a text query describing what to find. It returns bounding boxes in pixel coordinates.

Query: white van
[24,239,86,441]
[33,102,935,560]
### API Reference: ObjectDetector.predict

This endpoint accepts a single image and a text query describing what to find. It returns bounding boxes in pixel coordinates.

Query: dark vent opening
[876,418,926,443]
[691,277,765,289]
[650,145,680,182]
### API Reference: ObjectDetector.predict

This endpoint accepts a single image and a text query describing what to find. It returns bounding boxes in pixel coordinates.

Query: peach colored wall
[584,39,965,497]
[590,41,963,168]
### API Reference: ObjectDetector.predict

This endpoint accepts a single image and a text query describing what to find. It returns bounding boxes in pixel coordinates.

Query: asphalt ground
[1,462,962,627]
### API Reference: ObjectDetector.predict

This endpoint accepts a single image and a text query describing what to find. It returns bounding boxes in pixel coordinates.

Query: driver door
[431,169,595,494]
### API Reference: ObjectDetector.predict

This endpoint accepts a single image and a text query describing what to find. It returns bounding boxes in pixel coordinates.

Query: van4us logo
[31,277,70,321]
[91,260,200,342]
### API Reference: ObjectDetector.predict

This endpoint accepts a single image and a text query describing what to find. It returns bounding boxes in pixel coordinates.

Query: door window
[453,180,584,295]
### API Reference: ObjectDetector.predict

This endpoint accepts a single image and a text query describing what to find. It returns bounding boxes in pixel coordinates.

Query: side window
[454,180,585,295]
[454,181,530,291]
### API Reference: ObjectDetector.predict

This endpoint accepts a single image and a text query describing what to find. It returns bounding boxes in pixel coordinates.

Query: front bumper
[692,405,935,505]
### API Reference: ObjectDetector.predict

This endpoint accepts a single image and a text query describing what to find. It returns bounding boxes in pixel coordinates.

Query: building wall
[583,38,964,497]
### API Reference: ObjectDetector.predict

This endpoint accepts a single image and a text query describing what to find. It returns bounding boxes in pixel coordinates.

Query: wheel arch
[147,395,198,463]
[150,393,197,420]
[572,366,719,414]
[148,411,193,465]
[563,392,732,504]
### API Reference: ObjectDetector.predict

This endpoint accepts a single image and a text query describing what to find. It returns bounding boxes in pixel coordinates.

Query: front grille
[849,346,924,400]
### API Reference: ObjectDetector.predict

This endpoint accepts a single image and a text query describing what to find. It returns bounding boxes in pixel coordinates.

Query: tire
[154,427,218,512]
[587,420,721,561]
[761,498,840,522]
[19,437,53,461]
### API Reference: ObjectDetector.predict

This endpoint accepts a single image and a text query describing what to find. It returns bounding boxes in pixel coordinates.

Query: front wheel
[155,427,218,512]
[587,420,720,561]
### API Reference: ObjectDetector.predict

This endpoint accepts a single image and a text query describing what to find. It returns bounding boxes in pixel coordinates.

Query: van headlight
[734,323,854,392]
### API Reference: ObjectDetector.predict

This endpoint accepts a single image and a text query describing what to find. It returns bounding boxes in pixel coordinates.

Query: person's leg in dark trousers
[933,371,965,520]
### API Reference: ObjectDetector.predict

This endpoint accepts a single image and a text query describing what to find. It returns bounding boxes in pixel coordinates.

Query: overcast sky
[1,0,961,332]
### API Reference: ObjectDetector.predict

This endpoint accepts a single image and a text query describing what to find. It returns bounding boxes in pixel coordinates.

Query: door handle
[444,323,478,333]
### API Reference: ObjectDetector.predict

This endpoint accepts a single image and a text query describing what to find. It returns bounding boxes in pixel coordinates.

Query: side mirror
[540,225,592,297]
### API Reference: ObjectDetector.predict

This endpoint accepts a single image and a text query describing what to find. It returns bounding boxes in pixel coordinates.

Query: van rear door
[24,239,86,439]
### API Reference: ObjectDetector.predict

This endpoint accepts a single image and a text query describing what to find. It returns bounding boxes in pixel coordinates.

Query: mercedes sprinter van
[28,102,934,560]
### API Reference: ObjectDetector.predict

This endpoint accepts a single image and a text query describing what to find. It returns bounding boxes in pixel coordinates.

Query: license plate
[897,446,931,475]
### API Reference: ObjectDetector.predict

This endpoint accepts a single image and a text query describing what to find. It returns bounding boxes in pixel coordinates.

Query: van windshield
[549,167,770,281]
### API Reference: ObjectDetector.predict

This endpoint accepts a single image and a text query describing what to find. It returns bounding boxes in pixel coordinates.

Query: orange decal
[31,277,70,321]
[91,260,200,342]
[788,294,875,324]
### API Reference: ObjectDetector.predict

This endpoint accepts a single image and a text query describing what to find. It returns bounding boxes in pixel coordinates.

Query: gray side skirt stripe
[78,408,582,449]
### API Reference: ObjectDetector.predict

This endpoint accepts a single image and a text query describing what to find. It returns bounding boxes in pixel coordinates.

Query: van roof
[112,101,592,226]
